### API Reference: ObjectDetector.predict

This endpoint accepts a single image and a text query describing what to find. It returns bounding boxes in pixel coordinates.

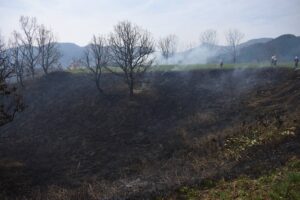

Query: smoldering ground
[1,66,299,199]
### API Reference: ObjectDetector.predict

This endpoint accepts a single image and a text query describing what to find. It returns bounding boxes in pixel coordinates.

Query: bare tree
[18,16,39,79]
[158,34,177,63]
[200,29,218,49]
[0,36,24,126]
[9,31,25,87]
[225,29,244,63]
[37,24,61,75]
[0,36,13,82]
[83,35,109,93]
[109,21,155,98]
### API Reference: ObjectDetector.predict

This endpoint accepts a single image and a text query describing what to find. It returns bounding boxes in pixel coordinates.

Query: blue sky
[0,0,299,48]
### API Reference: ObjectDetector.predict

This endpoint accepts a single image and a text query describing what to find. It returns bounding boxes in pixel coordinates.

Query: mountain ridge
[44,34,300,67]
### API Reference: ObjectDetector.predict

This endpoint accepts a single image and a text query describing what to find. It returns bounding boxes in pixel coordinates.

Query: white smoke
[155,45,221,66]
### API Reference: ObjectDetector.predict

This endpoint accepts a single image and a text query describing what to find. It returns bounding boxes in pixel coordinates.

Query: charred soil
[0,67,299,199]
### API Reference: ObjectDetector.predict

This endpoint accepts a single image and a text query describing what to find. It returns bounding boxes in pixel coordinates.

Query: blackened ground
[0,67,299,199]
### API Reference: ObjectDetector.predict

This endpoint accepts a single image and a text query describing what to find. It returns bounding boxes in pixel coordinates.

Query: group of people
[270,55,299,68]
[218,56,299,68]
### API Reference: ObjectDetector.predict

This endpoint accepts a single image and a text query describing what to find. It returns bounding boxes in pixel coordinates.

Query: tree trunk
[96,79,103,94]
[18,74,24,88]
[233,49,237,63]
[30,66,35,79]
[129,79,134,98]
[43,67,48,75]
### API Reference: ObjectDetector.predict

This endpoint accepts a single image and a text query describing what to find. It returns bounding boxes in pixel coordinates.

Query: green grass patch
[68,63,295,74]
[150,62,295,72]
[167,157,300,200]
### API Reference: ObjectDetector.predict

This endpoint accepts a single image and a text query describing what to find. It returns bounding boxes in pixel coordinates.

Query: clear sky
[1,0,300,48]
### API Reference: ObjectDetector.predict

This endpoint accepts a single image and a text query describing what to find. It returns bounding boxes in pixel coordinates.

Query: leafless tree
[225,29,244,63]
[83,35,109,93]
[37,24,61,75]
[9,31,25,87]
[0,36,24,126]
[158,34,177,62]
[18,16,39,79]
[109,21,155,98]
[0,37,12,82]
[200,29,218,49]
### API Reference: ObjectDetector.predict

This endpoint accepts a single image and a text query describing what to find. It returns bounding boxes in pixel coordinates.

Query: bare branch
[8,31,25,87]
[225,29,244,63]
[37,24,62,74]
[200,29,218,49]
[83,35,109,93]
[18,16,39,79]
[158,34,177,62]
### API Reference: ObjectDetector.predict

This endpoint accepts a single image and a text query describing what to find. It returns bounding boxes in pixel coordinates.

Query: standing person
[271,55,277,67]
[271,55,275,66]
[220,60,224,68]
[273,55,277,66]
[294,56,299,68]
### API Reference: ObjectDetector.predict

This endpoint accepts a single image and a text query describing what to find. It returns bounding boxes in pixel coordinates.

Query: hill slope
[57,43,85,67]
[0,67,299,199]
[174,34,300,64]
[53,34,300,66]
[238,34,300,62]
[239,37,272,48]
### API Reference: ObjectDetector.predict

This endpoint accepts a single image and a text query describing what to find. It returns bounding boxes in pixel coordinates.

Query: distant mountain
[164,37,277,64]
[238,34,300,63]
[239,38,272,48]
[57,43,85,67]
[56,34,300,66]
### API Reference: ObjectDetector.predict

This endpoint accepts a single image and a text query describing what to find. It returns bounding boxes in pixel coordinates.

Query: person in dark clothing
[220,60,223,68]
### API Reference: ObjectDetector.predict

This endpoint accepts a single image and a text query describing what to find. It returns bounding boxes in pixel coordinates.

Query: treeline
[0,16,158,96]
[0,16,157,126]
[1,16,247,95]
[8,16,61,86]
[0,16,246,126]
